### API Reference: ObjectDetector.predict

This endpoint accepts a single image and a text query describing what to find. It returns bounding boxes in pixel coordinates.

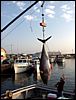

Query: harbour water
[1,59,75,94]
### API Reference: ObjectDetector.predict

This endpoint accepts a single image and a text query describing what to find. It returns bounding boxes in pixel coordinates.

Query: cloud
[61,4,74,22]
[38,1,42,5]
[47,5,55,9]
[45,9,55,14]
[24,15,37,21]
[33,6,37,10]
[16,2,25,7]
[12,1,25,11]
[50,1,55,4]
[36,9,40,13]
[61,4,70,11]
[47,14,54,18]
[12,1,16,3]
[61,13,73,22]
[44,4,55,18]
[33,6,40,13]
[66,10,73,14]
[45,8,55,18]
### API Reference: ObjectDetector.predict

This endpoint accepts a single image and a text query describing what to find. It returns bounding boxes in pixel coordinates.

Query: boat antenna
[40,1,46,40]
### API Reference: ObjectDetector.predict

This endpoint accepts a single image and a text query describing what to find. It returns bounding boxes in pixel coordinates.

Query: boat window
[16,60,18,63]
[2,59,9,64]
[23,60,26,63]
[19,60,22,63]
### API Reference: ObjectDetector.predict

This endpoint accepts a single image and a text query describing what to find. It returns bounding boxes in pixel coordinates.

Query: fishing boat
[14,58,32,74]
[1,59,12,73]
[1,84,74,99]
[49,56,56,63]
[56,55,65,63]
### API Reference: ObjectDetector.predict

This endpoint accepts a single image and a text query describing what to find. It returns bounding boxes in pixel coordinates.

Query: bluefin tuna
[37,36,52,84]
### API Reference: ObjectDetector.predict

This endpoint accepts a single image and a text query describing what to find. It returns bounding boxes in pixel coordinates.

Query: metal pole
[1,1,39,32]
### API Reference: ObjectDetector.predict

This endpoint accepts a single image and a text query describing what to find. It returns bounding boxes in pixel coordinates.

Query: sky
[1,1,75,54]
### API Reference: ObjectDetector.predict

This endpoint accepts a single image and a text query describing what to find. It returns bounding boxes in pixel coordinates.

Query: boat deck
[1,84,75,99]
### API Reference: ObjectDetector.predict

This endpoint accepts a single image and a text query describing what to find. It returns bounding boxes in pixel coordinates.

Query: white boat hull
[57,58,65,63]
[14,64,29,74]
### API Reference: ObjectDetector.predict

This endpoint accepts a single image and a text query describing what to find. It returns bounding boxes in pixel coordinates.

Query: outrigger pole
[1,1,39,32]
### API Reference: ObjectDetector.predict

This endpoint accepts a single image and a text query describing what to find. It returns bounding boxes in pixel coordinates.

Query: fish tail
[37,36,52,43]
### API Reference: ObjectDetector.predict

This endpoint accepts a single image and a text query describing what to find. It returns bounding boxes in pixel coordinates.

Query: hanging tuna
[38,36,52,85]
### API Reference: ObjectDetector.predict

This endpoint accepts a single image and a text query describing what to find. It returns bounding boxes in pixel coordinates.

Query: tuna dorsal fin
[37,36,52,43]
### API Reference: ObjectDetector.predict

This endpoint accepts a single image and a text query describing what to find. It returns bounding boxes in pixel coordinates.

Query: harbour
[1,59,75,95]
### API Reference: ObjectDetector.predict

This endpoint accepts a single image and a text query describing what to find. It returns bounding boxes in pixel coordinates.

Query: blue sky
[1,1,75,54]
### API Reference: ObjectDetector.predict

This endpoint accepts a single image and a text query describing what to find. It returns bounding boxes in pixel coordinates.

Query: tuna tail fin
[37,36,52,43]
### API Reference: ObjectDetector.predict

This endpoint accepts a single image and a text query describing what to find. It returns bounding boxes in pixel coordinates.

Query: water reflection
[1,74,14,84]
[14,71,37,86]
[1,75,11,83]
[57,62,65,69]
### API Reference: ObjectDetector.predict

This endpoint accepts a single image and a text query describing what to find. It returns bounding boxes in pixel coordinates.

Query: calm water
[1,59,75,94]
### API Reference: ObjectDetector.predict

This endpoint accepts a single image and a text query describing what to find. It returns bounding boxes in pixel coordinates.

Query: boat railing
[1,84,36,98]
[1,83,75,99]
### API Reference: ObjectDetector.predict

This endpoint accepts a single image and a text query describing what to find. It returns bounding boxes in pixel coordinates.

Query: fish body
[38,36,52,84]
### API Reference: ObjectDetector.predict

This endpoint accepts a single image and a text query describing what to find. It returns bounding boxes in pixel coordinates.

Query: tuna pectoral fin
[37,36,52,43]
